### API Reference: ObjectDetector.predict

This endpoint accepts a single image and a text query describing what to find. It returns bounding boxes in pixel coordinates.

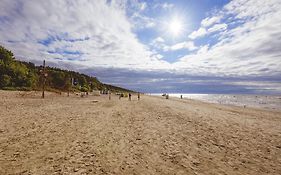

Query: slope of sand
[0,90,280,175]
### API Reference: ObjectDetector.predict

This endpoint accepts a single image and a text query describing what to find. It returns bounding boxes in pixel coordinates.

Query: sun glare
[169,18,183,37]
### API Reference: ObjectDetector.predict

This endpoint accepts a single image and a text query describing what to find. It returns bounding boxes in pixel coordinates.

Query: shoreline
[149,93,281,112]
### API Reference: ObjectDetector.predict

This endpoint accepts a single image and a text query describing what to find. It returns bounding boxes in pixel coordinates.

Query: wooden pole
[42,60,46,99]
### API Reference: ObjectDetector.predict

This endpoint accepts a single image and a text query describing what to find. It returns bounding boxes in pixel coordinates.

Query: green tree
[49,71,65,89]
[0,74,11,87]
[0,46,14,64]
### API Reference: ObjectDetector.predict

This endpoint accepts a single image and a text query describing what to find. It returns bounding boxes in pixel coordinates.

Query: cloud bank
[0,0,168,69]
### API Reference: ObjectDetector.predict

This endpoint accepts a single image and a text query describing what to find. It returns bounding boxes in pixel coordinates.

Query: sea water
[150,93,281,111]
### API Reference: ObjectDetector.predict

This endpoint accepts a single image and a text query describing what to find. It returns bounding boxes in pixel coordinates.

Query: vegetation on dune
[0,45,133,93]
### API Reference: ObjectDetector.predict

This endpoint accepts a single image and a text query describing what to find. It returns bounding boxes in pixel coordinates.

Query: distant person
[109,91,111,100]
[138,92,140,101]
[180,95,183,99]
[129,93,132,101]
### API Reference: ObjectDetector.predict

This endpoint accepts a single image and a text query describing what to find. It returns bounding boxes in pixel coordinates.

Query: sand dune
[0,90,280,174]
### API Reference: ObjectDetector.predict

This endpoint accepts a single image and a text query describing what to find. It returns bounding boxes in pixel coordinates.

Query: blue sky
[0,0,281,94]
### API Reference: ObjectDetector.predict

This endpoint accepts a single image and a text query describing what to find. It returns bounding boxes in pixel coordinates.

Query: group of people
[109,92,141,101]
[127,92,141,101]
[163,94,184,99]
[128,93,140,101]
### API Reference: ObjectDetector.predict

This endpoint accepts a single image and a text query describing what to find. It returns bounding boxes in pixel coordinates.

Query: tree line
[0,45,132,93]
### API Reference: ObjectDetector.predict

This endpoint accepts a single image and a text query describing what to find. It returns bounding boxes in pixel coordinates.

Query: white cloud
[197,45,209,54]
[162,3,174,9]
[208,23,228,33]
[130,12,156,30]
[154,37,165,43]
[153,2,174,10]
[127,1,156,30]
[155,54,164,59]
[150,37,197,52]
[150,37,166,50]
[150,37,165,47]
[126,0,147,12]
[223,0,277,19]
[166,41,197,52]
[188,23,227,40]
[201,16,221,27]
[188,27,207,39]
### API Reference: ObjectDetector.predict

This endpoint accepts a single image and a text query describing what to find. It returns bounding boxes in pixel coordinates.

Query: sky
[0,0,281,94]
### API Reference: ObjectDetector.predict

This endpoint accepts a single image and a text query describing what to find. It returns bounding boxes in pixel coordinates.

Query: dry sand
[0,90,280,175]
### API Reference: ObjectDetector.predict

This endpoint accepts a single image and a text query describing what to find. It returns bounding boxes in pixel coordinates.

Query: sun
[169,18,183,37]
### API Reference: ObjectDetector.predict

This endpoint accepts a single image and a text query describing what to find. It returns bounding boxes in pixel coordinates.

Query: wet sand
[0,90,280,174]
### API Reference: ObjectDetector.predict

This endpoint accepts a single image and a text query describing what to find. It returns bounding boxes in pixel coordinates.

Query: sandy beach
[0,90,280,175]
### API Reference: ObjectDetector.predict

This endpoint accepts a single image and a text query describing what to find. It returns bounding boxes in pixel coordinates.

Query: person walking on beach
[138,92,140,101]
[129,93,132,101]
[108,91,111,100]
[180,95,183,99]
